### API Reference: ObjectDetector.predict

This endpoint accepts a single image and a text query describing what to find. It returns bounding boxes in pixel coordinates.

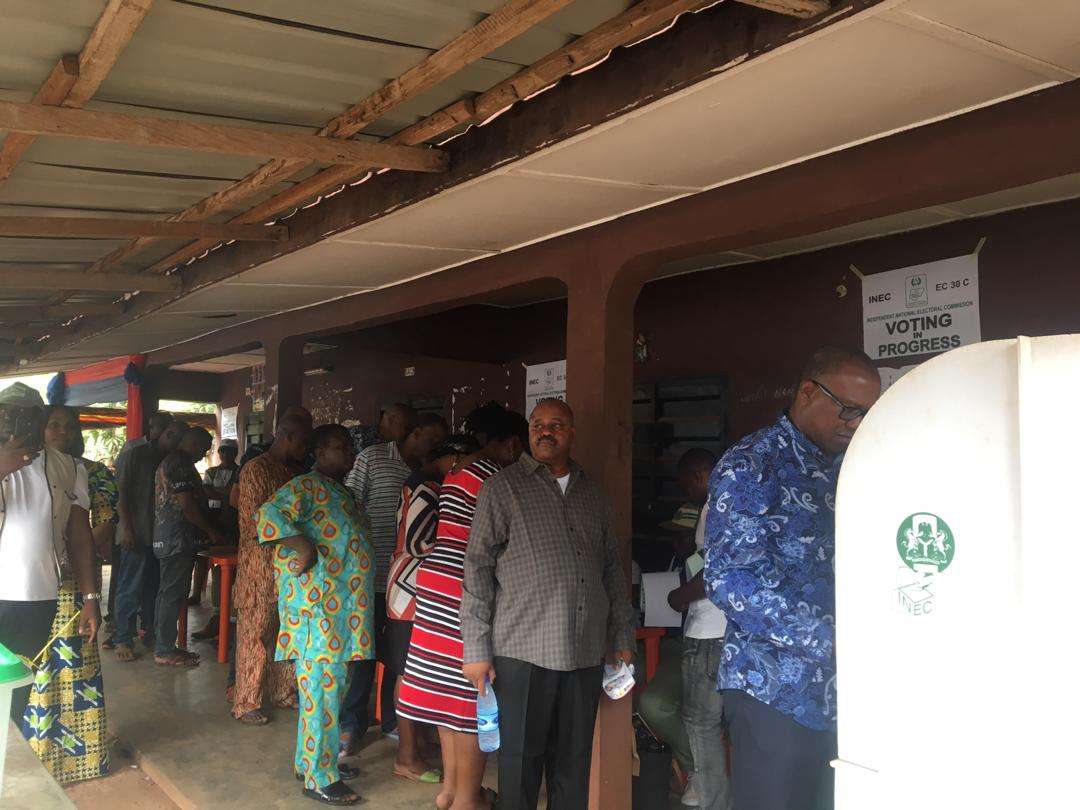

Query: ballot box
[833,335,1080,810]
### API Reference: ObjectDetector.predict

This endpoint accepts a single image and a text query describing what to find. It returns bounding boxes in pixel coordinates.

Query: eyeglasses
[811,380,868,422]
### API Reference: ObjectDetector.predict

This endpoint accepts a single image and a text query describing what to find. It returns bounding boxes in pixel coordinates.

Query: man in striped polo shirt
[339,404,448,753]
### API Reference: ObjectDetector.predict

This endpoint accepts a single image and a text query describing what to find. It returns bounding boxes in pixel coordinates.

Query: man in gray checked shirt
[461,398,636,810]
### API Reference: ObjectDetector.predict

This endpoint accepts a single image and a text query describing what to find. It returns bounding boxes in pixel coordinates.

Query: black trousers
[724,689,837,810]
[339,592,396,735]
[493,657,603,810]
[0,600,58,721]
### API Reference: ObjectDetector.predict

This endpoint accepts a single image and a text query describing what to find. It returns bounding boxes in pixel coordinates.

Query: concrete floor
[65,742,179,810]
[99,609,455,809]
[98,567,681,809]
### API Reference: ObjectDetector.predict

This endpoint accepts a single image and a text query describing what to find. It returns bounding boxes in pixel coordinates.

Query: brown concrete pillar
[565,251,658,810]
[262,334,306,440]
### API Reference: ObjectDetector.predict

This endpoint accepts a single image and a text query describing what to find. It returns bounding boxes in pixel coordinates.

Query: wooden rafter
[0,0,155,184]
[65,0,580,285]
[734,0,830,18]
[0,268,179,293]
[0,101,448,171]
[0,217,288,241]
[122,0,722,279]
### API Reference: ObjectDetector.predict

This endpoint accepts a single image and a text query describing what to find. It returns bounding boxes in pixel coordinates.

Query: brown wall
[635,198,1080,440]
[213,198,1080,445]
[300,339,527,430]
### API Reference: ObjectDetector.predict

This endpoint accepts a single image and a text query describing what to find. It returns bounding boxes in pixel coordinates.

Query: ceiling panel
[337,173,684,252]
[238,240,492,287]
[517,16,1055,189]
[898,0,1080,73]
[938,172,1080,217]
[166,283,361,314]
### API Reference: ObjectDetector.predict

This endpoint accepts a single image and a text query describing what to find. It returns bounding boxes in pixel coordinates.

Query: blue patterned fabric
[703,415,841,732]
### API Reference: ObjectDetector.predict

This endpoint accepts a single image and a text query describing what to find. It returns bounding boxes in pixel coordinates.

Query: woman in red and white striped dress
[397,403,527,810]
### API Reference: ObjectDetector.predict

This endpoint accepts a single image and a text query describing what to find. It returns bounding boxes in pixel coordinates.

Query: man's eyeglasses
[811,380,868,422]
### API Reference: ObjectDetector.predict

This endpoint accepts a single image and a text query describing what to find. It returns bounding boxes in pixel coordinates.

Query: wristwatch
[82,592,102,601]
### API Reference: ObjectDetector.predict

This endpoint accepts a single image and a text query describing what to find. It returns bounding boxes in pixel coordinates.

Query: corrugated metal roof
[0,0,633,274]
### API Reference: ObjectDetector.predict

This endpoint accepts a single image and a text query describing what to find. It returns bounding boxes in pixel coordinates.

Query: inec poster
[863,254,980,362]
[525,360,566,417]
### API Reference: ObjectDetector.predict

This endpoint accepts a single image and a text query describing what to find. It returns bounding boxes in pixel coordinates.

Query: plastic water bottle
[476,679,500,753]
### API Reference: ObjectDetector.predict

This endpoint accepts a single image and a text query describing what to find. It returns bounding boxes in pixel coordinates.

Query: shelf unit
[632,376,727,570]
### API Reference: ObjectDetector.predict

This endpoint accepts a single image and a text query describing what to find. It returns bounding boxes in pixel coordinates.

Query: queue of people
[0,341,880,810]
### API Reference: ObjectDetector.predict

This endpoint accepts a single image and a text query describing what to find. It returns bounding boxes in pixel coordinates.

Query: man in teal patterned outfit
[256,424,374,807]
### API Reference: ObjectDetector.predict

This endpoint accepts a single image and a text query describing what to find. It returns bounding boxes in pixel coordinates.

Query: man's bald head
[529,398,573,425]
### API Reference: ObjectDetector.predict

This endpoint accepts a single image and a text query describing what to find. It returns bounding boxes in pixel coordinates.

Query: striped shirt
[345,440,411,591]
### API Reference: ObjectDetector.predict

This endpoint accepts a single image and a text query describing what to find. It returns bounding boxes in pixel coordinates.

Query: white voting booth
[834,335,1080,810]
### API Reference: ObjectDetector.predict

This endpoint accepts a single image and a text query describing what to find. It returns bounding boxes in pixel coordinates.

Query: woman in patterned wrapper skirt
[397,403,528,810]
[23,405,117,784]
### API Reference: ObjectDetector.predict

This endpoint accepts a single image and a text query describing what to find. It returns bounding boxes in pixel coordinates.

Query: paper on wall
[642,571,683,628]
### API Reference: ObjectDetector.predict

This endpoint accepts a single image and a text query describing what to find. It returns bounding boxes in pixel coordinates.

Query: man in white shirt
[0,383,100,720]
[667,448,732,810]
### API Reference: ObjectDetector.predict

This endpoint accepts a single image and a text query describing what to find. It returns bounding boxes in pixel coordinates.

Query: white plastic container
[0,641,33,801]
[833,335,1080,810]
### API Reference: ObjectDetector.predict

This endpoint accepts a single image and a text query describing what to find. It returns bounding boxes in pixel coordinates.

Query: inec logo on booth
[897,513,955,574]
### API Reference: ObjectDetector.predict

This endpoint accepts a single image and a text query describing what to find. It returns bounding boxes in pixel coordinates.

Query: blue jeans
[682,637,732,810]
[112,545,159,647]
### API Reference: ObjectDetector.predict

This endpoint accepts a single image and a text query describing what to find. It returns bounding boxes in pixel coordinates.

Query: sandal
[236,711,270,726]
[114,644,137,662]
[394,764,443,783]
[273,696,299,710]
[154,651,200,667]
[302,780,360,805]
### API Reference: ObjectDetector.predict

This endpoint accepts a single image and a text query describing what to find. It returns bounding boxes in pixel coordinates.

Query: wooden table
[197,547,238,663]
[635,626,667,684]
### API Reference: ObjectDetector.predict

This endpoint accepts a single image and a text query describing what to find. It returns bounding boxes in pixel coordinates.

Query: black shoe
[302,781,360,805]
[296,764,359,782]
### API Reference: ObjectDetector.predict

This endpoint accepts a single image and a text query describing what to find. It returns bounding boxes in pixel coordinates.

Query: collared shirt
[703,415,841,732]
[256,471,375,663]
[117,442,162,547]
[461,454,635,672]
[153,450,208,558]
[234,452,293,610]
[345,440,411,592]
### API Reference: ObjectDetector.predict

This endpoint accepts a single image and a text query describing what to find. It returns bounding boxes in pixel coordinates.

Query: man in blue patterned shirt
[704,346,880,810]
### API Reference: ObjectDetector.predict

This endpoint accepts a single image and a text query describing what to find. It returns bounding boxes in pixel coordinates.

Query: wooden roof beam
[0,0,155,184]
[71,0,579,282]
[0,217,288,241]
[0,268,179,293]
[134,0,723,277]
[734,0,830,18]
[0,101,448,171]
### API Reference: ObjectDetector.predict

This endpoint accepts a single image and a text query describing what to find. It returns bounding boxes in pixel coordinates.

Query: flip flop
[154,652,199,667]
[394,765,443,784]
[114,644,137,662]
[236,711,270,726]
[302,781,360,805]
